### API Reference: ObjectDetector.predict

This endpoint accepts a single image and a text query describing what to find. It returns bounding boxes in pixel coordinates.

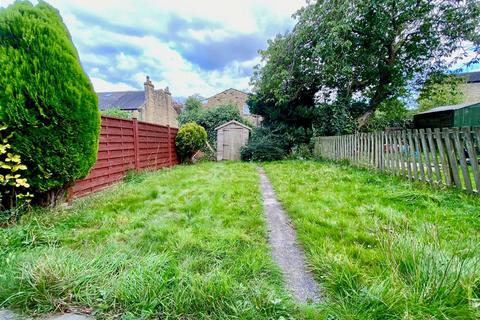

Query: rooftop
[457,71,480,83]
[416,102,480,115]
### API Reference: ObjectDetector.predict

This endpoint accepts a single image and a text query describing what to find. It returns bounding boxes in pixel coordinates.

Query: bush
[1,125,32,223]
[0,2,100,203]
[287,144,313,160]
[178,104,252,147]
[241,128,287,162]
[101,108,132,119]
[175,123,207,163]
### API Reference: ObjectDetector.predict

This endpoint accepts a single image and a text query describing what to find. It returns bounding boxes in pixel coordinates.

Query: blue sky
[1,0,478,98]
[0,0,305,97]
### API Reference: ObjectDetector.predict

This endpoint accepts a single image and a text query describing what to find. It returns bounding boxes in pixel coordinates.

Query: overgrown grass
[0,162,314,319]
[264,160,480,319]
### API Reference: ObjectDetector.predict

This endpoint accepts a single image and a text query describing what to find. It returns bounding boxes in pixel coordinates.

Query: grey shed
[215,120,251,161]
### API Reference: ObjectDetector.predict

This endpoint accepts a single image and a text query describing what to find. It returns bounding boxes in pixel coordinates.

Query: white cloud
[0,0,306,96]
[90,77,136,92]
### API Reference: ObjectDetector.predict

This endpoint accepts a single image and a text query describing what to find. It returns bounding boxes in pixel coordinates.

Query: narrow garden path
[257,167,321,303]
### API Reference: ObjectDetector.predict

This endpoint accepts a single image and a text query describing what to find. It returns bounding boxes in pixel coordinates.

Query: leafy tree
[184,94,203,112]
[175,123,207,163]
[179,104,251,146]
[240,127,287,162]
[365,99,413,132]
[0,1,100,204]
[251,0,480,137]
[101,108,132,119]
[417,73,465,112]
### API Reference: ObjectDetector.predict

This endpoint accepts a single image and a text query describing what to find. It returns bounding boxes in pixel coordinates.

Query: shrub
[288,144,313,160]
[1,125,32,223]
[179,104,252,147]
[175,123,207,163]
[241,128,287,162]
[0,1,100,204]
[101,108,132,119]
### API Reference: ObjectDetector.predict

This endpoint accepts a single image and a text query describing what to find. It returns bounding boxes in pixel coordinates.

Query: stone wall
[138,77,178,127]
[460,83,480,104]
[204,88,262,126]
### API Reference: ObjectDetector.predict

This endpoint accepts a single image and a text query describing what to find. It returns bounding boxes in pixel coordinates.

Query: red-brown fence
[70,116,178,199]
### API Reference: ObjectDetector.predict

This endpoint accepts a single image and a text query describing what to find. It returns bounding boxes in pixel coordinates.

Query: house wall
[139,77,178,128]
[460,83,480,104]
[205,89,262,126]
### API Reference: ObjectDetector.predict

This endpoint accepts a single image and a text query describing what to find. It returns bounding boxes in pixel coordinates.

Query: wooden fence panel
[314,127,480,194]
[70,116,178,199]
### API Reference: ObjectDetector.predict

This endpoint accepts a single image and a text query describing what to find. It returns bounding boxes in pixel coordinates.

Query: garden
[1,1,480,319]
[1,161,479,319]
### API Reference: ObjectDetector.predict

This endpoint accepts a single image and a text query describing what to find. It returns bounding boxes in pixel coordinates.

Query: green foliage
[265,160,480,319]
[287,144,313,160]
[0,125,32,223]
[0,1,100,196]
[250,0,480,136]
[417,73,465,112]
[184,94,203,112]
[0,163,315,318]
[101,108,132,119]
[241,128,287,162]
[178,104,251,146]
[364,99,413,132]
[175,122,207,163]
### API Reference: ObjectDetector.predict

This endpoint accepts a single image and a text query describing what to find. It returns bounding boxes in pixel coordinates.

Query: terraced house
[97,76,179,127]
[204,88,262,126]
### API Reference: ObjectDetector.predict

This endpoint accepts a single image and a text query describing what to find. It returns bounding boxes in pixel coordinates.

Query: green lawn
[0,162,315,319]
[264,160,480,319]
[2,160,479,319]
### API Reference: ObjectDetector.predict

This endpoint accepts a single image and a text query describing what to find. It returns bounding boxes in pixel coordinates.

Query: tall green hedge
[0,1,100,194]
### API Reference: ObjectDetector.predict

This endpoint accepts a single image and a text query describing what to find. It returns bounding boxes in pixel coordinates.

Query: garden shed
[215,120,251,161]
[414,102,480,128]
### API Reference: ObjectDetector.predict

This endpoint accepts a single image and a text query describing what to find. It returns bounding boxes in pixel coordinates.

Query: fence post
[133,118,140,171]
[168,125,173,167]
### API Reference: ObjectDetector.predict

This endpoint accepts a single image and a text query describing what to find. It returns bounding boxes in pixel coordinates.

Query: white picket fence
[314,127,480,193]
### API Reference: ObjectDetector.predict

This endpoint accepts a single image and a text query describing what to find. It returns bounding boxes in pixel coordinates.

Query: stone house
[97,76,179,127]
[458,71,480,104]
[203,88,262,126]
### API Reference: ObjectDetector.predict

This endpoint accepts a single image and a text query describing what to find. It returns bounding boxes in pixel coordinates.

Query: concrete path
[258,167,321,303]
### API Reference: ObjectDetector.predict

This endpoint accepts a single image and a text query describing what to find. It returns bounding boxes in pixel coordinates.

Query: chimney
[144,75,154,99]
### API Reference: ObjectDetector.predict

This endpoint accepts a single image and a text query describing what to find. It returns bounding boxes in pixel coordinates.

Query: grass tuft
[0,162,316,319]
[264,160,480,319]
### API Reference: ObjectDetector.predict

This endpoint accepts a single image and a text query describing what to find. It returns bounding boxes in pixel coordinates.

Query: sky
[1,0,478,99]
[0,0,305,97]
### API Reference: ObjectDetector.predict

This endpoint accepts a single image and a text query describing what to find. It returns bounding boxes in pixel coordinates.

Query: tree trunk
[357,108,376,129]
[36,186,69,208]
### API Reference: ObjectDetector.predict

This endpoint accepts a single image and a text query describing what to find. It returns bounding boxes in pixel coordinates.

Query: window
[242,104,251,115]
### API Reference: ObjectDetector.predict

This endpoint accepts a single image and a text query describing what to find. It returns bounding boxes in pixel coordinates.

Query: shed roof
[415,102,480,115]
[97,91,145,110]
[214,120,252,131]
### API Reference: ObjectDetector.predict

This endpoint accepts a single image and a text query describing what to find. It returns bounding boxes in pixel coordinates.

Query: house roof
[457,71,480,83]
[416,102,480,115]
[97,91,145,110]
[206,88,248,100]
[214,120,252,131]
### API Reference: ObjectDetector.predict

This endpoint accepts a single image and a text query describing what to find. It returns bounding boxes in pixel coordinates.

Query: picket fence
[314,127,480,193]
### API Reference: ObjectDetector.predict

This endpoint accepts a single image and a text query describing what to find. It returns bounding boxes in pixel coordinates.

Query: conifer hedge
[0,1,100,197]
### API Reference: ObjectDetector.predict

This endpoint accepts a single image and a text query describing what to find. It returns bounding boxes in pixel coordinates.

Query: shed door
[223,128,243,160]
